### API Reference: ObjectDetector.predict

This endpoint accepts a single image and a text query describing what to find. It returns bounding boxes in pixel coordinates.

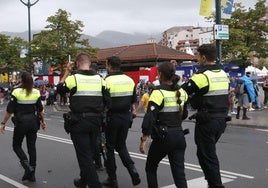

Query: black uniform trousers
[194,118,226,188]
[146,127,187,188]
[70,116,102,188]
[105,112,134,179]
[12,115,39,167]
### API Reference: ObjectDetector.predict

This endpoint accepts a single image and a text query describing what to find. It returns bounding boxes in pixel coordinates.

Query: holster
[63,112,79,134]
[195,111,211,124]
[151,125,168,141]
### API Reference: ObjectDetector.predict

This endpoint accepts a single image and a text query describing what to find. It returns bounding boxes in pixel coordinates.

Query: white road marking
[255,129,268,132]
[4,126,254,181]
[0,174,28,188]
[161,177,234,188]
[129,152,254,179]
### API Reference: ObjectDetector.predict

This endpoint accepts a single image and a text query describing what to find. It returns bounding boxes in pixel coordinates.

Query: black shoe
[236,114,239,119]
[74,178,87,188]
[102,177,118,188]
[127,165,141,186]
[21,161,34,181]
[131,175,141,186]
[95,164,105,171]
[242,116,250,120]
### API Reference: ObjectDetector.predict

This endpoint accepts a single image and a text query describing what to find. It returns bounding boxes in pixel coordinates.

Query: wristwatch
[1,122,5,125]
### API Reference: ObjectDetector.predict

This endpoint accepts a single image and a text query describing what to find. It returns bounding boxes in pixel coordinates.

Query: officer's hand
[66,61,75,72]
[139,136,147,154]
[0,124,5,134]
[139,141,146,154]
[41,122,46,130]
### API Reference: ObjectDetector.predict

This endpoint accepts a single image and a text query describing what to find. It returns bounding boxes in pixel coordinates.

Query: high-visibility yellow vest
[105,74,135,97]
[191,69,229,113]
[150,88,188,113]
[65,73,106,113]
[12,88,40,104]
[105,74,135,112]
[149,87,188,127]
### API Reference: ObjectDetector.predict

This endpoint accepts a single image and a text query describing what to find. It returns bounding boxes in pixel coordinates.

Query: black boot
[28,166,36,182]
[102,177,118,188]
[74,178,87,188]
[127,165,141,186]
[21,160,34,181]
[242,108,250,120]
[95,159,104,171]
[236,106,240,119]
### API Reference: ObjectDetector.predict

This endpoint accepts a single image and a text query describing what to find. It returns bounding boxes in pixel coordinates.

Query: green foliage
[31,9,96,70]
[0,34,28,72]
[221,0,268,67]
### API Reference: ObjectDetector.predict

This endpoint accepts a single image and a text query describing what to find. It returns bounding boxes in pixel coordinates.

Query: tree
[31,9,97,74]
[0,34,28,73]
[221,0,268,67]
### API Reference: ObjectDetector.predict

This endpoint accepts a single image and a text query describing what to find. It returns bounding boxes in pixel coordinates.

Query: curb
[136,114,268,130]
[54,107,268,130]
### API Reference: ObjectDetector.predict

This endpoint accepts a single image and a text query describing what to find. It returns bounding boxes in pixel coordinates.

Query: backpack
[235,79,245,95]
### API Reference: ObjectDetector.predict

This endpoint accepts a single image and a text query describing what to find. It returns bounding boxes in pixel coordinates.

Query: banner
[199,0,213,16]
[222,0,234,19]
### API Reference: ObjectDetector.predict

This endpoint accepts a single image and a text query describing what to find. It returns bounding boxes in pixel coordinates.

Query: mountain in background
[1,30,162,48]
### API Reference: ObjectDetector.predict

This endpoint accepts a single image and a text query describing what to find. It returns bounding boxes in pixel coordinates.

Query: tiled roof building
[93,43,197,71]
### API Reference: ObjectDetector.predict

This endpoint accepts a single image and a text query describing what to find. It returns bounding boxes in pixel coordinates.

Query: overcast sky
[0,0,264,36]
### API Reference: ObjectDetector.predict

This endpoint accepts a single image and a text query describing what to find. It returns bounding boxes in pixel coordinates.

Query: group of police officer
[0,43,229,188]
[138,44,229,188]
[57,53,141,188]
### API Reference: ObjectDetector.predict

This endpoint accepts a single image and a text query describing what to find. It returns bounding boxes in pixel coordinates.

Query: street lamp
[20,0,39,72]
[215,0,222,64]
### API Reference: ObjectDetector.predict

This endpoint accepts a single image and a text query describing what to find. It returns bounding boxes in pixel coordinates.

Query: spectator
[236,72,256,120]
[133,83,155,114]
[262,78,268,108]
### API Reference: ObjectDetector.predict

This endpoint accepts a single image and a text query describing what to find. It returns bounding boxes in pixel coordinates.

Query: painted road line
[161,177,235,188]
[0,174,28,188]
[5,127,73,145]
[255,129,268,132]
[4,127,255,180]
[129,152,253,179]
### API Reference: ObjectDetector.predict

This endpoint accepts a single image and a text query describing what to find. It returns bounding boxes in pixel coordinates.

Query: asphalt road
[0,104,267,188]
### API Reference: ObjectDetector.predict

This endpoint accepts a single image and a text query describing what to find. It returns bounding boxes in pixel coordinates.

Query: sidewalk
[54,104,268,129]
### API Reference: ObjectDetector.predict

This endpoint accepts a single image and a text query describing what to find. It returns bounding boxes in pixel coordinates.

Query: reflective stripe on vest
[105,74,135,97]
[150,88,188,113]
[12,88,40,104]
[202,70,229,96]
[66,74,104,97]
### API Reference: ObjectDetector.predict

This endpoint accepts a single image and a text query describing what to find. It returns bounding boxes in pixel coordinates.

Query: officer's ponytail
[21,72,33,96]
[158,62,182,106]
[171,74,182,105]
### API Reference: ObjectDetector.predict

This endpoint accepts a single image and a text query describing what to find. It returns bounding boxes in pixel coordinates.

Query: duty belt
[75,112,101,117]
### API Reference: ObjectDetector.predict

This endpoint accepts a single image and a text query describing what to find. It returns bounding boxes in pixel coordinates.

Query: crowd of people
[0,44,267,188]
[228,72,268,120]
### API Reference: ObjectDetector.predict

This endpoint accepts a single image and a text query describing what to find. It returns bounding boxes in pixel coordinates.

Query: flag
[222,0,234,19]
[199,0,213,16]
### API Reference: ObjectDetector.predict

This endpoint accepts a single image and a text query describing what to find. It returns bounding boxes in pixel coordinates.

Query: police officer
[57,52,111,188]
[139,62,188,188]
[0,71,46,182]
[182,44,229,188]
[103,56,141,188]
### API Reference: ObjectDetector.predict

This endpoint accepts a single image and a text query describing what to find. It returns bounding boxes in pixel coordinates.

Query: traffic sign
[214,24,229,40]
